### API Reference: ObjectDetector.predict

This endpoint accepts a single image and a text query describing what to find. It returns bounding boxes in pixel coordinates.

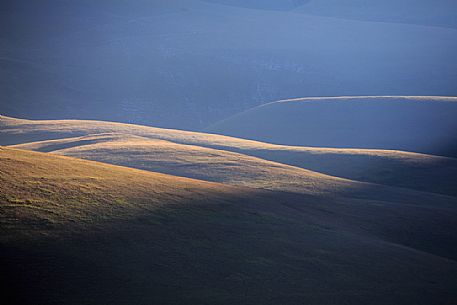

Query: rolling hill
[0,146,251,236]
[11,133,356,195]
[4,115,457,197]
[9,131,457,199]
[3,1,457,304]
[2,147,457,305]
[206,96,457,157]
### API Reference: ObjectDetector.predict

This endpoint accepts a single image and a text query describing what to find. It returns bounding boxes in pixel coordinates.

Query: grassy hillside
[10,133,360,195]
[3,115,457,196]
[2,147,457,305]
[206,96,457,157]
[0,146,250,238]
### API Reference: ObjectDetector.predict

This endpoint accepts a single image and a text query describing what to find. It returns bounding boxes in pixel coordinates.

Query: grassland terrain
[2,1,457,303]
[3,115,457,197]
[206,96,457,157]
[2,114,457,304]
[10,133,357,195]
[2,147,457,305]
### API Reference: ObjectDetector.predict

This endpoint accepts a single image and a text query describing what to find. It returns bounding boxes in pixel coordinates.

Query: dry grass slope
[2,147,457,305]
[3,115,457,196]
[11,133,359,195]
[0,146,256,240]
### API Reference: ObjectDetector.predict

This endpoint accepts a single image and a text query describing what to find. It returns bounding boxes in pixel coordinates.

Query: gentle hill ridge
[0,146,251,216]
[11,133,361,196]
[2,147,457,305]
[0,146,266,238]
[3,115,457,197]
[10,133,457,200]
[206,96,457,157]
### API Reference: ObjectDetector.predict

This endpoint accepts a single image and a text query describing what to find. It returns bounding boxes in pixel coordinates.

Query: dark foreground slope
[206,96,457,157]
[1,147,457,305]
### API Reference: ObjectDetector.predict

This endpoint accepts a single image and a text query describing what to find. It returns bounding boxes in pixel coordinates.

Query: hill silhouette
[206,96,457,157]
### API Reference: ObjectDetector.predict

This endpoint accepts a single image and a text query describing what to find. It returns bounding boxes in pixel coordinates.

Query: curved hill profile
[206,96,457,157]
[2,147,457,305]
[3,115,457,197]
[3,1,457,304]
[11,133,356,196]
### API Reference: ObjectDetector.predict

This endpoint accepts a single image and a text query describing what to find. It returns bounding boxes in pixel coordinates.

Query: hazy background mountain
[206,96,457,157]
[2,0,457,130]
[296,0,457,28]
[204,0,310,10]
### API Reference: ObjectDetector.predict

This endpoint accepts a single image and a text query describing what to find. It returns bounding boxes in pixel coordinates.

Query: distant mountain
[206,96,457,157]
[297,0,457,28]
[203,0,309,10]
[1,1,457,129]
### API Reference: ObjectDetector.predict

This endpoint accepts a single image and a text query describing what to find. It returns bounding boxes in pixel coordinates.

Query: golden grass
[4,115,457,196]
[2,148,457,305]
[0,147,256,240]
[12,133,357,195]
[3,114,453,158]
[3,114,452,158]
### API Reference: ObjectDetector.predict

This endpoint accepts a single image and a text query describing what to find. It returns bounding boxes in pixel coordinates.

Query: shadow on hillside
[3,190,457,305]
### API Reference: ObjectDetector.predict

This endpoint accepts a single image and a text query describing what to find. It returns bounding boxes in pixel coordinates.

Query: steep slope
[206,96,457,157]
[2,1,457,129]
[4,115,457,197]
[2,147,457,305]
